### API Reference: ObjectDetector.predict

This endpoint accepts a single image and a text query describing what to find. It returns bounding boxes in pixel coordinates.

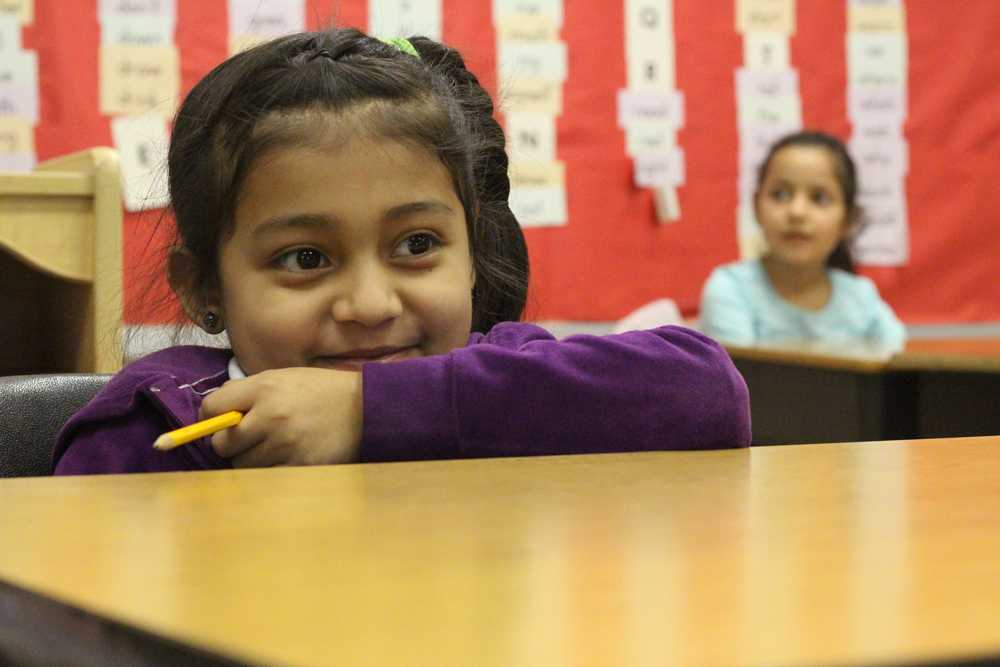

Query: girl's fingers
[210,412,264,458]
[199,378,255,419]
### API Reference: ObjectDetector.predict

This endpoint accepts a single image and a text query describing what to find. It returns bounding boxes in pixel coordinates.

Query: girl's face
[755,145,849,271]
[216,135,475,375]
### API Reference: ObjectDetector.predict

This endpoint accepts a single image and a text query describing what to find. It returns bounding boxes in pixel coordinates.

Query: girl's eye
[770,188,791,202]
[393,233,439,258]
[812,191,832,205]
[275,247,331,272]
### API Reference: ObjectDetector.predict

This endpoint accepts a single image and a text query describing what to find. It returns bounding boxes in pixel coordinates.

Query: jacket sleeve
[358,323,751,462]
[699,268,756,346]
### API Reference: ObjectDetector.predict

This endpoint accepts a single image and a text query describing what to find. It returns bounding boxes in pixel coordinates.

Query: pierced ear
[167,246,221,330]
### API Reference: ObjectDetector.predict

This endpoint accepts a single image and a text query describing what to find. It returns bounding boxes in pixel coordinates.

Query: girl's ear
[167,246,222,329]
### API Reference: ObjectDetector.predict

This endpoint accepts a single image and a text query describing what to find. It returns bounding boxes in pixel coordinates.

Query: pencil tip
[153,435,173,450]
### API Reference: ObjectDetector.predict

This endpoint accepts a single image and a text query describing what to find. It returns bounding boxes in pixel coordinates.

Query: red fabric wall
[18,0,1000,324]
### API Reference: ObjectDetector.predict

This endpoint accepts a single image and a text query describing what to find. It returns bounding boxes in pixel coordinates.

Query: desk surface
[725,337,1000,373]
[3,438,1000,667]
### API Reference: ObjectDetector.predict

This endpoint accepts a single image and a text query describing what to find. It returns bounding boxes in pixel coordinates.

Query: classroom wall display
[9,0,1000,327]
[0,1,37,172]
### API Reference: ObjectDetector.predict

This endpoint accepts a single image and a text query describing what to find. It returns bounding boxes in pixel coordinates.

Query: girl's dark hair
[755,130,861,273]
[167,28,528,333]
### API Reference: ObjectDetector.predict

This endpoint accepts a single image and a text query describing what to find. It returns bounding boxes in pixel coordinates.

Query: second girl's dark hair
[755,130,861,273]
[167,28,528,332]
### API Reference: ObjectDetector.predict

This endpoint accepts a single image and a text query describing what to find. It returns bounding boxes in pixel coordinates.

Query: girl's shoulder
[829,269,883,303]
[53,346,233,475]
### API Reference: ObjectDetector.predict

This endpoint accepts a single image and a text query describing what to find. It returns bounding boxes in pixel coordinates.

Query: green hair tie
[380,37,420,59]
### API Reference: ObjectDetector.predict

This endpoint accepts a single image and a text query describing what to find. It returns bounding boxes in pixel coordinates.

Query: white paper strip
[100,16,175,46]
[625,0,675,90]
[743,32,789,69]
[499,41,568,83]
[493,0,563,27]
[228,0,304,37]
[111,114,171,211]
[509,185,567,227]
[506,112,557,162]
[0,13,20,51]
[369,0,442,41]
[99,0,176,20]
[617,89,685,128]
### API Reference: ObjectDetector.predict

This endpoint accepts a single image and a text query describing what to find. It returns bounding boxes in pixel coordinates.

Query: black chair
[0,374,110,477]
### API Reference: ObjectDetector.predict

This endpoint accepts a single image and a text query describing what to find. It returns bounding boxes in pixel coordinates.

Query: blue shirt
[699,260,906,351]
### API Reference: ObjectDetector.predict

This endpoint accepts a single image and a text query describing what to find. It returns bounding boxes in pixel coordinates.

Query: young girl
[700,131,906,351]
[54,28,750,475]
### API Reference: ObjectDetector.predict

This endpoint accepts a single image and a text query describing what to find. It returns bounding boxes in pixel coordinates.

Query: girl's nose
[788,193,809,218]
[330,261,403,327]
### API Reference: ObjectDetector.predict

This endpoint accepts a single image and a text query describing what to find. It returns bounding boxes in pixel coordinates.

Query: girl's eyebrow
[383,200,455,221]
[251,201,456,239]
[252,214,336,239]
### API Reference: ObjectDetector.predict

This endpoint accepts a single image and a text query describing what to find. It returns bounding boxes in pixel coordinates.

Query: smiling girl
[53,29,750,475]
[700,131,906,351]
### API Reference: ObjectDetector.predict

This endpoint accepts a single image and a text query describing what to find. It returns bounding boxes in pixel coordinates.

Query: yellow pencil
[153,411,243,451]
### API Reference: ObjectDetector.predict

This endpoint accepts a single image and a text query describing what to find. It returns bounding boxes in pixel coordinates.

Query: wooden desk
[726,339,1000,445]
[3,438,1000,666]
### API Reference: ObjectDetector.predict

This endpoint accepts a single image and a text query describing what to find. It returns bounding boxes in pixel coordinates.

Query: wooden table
[3,438,1000,666]
[726,339,1000,445]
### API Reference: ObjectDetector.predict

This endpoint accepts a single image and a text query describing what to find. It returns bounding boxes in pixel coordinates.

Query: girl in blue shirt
[700,131,906,351]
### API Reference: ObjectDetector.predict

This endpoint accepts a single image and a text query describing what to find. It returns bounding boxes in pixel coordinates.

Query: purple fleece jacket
[52,322,751,475]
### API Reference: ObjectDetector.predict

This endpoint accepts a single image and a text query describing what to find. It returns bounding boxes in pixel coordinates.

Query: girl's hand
[199,367,363,468]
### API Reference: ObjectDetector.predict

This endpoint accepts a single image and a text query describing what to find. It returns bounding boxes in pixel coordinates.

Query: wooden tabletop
[725,337,1000,373]
[3,437,1000,666]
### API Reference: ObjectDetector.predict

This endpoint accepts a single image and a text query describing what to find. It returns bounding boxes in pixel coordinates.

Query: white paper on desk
[633,147,685,187]
[743,32,789,69]
[625,120,677,157]
[369,0,441,40]
[736,67,798,99]
[499,41,567,83]
[493,0,563,27]
[99,0,175,20]
[852,194,909,266]
[617,89,684,128]
[100,16,175,46]
[625,0,675,91]
[0,13,20,51]
[111,114,170,212]
[848,84,907,121]
[228,0,304,37]
[738,94,801,128]
[509,184,567,227]
[0,151,32,171]
[0,116,33,153]
[0,0,33,25]
[506,112,556,163]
